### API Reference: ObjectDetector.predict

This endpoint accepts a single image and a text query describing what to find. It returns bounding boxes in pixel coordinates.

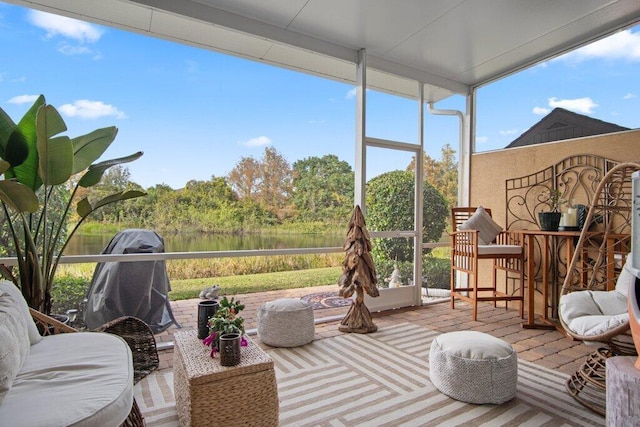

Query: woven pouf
[429,331,517,404]
[257,298,315,347]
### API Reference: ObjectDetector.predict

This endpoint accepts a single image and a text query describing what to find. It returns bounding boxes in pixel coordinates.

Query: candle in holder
[565,207,577,227]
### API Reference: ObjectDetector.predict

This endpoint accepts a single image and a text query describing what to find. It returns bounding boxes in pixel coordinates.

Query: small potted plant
[538,188,565,231]
[202,296,247,363]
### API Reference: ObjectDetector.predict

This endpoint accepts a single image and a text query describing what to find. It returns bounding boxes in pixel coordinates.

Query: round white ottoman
[429,331,517,404]
[257,298,315,347]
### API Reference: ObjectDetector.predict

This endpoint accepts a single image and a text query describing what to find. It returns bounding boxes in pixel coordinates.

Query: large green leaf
[5,130,29,167]
[0,107,17,158]
[72,126,118,173]
[0,180,39,212]
[38,136,73,185]
[78,151,143,187]
[7,96,46,189]
[76,190,146,218]
[36,106,73,186]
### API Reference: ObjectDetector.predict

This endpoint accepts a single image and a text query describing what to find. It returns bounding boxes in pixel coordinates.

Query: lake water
[65,231,344,255]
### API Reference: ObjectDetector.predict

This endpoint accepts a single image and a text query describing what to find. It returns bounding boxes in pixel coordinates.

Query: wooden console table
[518,230,581,329]
[518,229,629,329]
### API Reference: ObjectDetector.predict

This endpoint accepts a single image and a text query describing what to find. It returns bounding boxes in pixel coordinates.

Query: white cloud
[548,97,598,114]
[475,136,488,144]
[346,88,357,99]
[58,99,126,119]
[28,10,103,43]
[499,129,518,136]
[624,93,637,99]
[556,29,640,63]
[241,136,272,147]
[533,106,550,115]
[8,94,39,105]
[58,44,93,56]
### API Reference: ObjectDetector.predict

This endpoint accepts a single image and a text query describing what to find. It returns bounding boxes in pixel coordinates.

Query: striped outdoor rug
[134,323,605,426]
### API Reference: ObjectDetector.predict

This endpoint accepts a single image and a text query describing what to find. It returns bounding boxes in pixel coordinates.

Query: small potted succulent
[202,296,247,364]
[538,188,565,231]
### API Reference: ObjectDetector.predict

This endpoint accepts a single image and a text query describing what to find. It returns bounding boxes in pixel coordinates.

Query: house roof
[505,108,631,148]
[6,0,640,103]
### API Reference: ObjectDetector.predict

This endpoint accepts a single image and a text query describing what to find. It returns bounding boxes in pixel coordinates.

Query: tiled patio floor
[154,284,595,377]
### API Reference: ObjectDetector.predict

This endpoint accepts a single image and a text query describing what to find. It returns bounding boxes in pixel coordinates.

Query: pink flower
[202,331,217,347]
[241,336,248,347]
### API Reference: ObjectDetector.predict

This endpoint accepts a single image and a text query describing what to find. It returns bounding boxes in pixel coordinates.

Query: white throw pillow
[459,206,503,245]
[0,281,42,345]
[0,288,31,404]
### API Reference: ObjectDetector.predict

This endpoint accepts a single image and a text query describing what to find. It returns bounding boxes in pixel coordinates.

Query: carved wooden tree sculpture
[338,205,380,333]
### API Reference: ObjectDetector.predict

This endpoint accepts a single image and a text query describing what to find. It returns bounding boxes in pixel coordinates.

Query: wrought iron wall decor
[505,155,619,231]
[505,155,622,318]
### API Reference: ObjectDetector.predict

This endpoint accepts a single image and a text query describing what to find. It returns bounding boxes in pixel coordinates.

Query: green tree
[291,154,354,222]
[151,176,242,232]
[86,165,134,222]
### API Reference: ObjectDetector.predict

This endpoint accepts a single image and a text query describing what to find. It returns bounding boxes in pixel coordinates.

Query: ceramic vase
[219,333,242,366]
[197,300,219,339]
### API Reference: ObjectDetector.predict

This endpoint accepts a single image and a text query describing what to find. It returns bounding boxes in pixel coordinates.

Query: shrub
[424,256,450,290]
[366,170,448,263]
[51,275,90,327]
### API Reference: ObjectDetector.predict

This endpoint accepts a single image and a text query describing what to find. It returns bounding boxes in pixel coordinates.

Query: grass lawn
[169,266,342,300]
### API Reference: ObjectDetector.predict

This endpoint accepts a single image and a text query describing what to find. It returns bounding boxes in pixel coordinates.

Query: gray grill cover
[83,229,178,333]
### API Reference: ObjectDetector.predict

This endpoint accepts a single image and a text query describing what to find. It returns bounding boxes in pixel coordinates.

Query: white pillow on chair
[459,206,503,245]
[0,281,41,345]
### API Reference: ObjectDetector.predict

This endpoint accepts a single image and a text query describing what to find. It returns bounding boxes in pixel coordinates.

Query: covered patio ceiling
[8,0,640,103]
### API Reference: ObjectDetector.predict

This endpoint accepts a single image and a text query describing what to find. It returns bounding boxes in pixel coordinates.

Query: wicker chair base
[565,347,611,416]
[94,316,159,384]
[120,398,144,427]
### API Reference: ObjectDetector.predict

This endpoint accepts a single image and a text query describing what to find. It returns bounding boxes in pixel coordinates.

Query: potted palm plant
[0,95,145,314]
[538,188,564,231]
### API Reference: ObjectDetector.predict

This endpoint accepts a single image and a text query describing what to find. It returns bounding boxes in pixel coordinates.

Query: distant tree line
[70,144,459,236]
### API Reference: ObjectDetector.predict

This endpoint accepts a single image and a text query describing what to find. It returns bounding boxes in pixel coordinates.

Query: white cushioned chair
[560,259,633,342]
[0,280,143,426]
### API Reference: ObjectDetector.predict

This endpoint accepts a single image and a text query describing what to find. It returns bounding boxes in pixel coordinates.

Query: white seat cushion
[429,331,517,404]
[559,255,633,337]
[0,332,133,427]
[560,290,628,336]
[478,244,522,255]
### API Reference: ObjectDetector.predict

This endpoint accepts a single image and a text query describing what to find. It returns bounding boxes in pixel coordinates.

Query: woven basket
[173,330,279,426]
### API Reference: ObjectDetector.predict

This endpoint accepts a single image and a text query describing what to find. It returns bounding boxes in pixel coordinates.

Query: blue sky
[1,3,638,189]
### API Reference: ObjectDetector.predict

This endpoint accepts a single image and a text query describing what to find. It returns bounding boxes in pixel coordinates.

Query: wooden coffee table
[173,330,279,426]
